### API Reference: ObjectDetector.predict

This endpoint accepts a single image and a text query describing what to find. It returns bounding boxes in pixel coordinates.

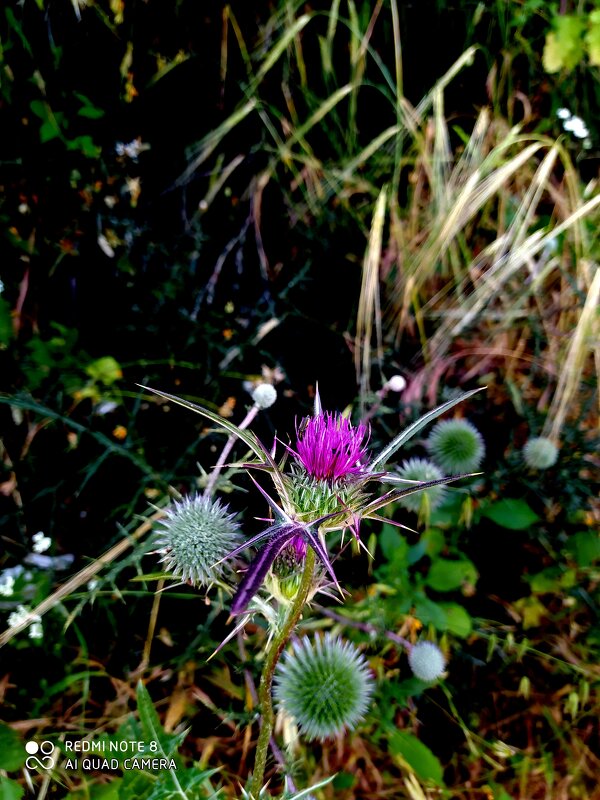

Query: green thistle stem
[247,547,316,798]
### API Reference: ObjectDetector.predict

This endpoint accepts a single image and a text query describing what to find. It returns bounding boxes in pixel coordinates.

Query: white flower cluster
[115,138,150,160]
[556,108,592,148]
[0,565,24,597]
[7,605,43,640]
[32,531,52,553]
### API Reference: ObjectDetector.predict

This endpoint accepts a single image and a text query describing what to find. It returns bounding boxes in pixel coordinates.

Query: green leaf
[0,297,13,345]
[0,723,25,771]
[586,10,600,65]
[408,528,445,565]
[370,387,485,469]
[85,356,123,385]
[379,524,408,563]
[66,135,102,158]
[566,531,600,567]
[543,15,586,73]
[74,93,106,119]
[332,772,356,790]
[513,596,548,629]
[389,730,444,786]
[413,596,448,630]
[440,603,472,637]
[481,499,539,530]
[135,682,185,760]
[425,558,477,592]
[40,119,61,143]
[78,106,105,119]
[0,777,24,800]
[67,781,122,800]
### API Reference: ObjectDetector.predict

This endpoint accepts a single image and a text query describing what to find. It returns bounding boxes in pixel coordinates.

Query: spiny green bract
[395,458,447,513]
[274,634,374,741]
[155,494,241,587]
[284,468,368,525]
[427,418,485,473]
[522,436,559,470]
[408,641,446,682]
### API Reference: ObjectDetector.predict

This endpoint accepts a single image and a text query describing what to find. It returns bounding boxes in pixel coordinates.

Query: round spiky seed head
[427,418,485,473]
[408,641,446,682]
[396,458,447,513]
[274,634,375,741]
[155,494,241,586]
[523,437,558,470]
[252,383,277,409]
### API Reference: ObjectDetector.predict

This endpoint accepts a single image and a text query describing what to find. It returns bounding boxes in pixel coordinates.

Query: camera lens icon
[25,741,56,770]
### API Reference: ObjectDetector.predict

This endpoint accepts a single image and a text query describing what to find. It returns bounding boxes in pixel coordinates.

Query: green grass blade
[370,387,485,469]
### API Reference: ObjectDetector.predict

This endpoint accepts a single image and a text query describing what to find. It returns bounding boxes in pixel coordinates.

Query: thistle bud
[155,494,241,587]
[274,634,374,741]
[396,458,447,513]
[427,418,485,473]
[408,641,446,682]
[522,437,558,470]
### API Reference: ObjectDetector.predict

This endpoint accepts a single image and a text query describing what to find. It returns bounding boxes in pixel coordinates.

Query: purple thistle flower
[293,412,370,482]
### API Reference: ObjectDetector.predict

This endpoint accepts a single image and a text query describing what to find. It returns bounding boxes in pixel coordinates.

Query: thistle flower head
[395,458,447,513]
[408,641,446,682]
[155,494,241,587]
[274,633,374,741]
[427,418,485,473]
[293,412,370,482]
[522,437,558,470]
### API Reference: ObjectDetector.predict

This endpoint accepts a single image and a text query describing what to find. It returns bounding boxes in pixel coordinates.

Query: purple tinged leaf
[231,526,301,614]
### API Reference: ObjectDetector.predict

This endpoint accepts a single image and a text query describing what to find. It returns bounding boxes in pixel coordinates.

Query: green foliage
[388,730,444,786]
[543,15,586,72]
[0,777,24,800]
[542,6,600,72]
[481,498,540,530]
[0,723,25,772]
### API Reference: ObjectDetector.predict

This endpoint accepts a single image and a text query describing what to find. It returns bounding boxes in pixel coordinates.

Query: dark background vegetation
[0,1,599,798]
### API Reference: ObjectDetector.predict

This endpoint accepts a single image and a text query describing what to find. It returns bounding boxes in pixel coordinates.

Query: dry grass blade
[544,267,600,441]
[0,510,163,649]
[356,187,387,403]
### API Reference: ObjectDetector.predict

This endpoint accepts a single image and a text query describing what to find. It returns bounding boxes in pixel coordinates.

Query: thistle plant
[274,634,374,741]
[395,458,447,514]
[141,383,483,796]
[522,436,559,470]
[427,418,485,473]
[408,641,446,682]
[155,494,241,586]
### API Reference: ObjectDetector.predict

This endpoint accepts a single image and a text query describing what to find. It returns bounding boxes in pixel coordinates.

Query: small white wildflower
[0,575,15,597]
[94,400,118,416]
[29,621,43,640]
[563,116,589,139]
[104,195,118,208]
[8,604,36,629]
[557,107,571,120]
[32,532,52,554]
[87,579,99,591]
[0,278,4,294]
[18,203,30,215]
[385,375,407,393]
[252,383,277,410]
[115,138,150,160]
